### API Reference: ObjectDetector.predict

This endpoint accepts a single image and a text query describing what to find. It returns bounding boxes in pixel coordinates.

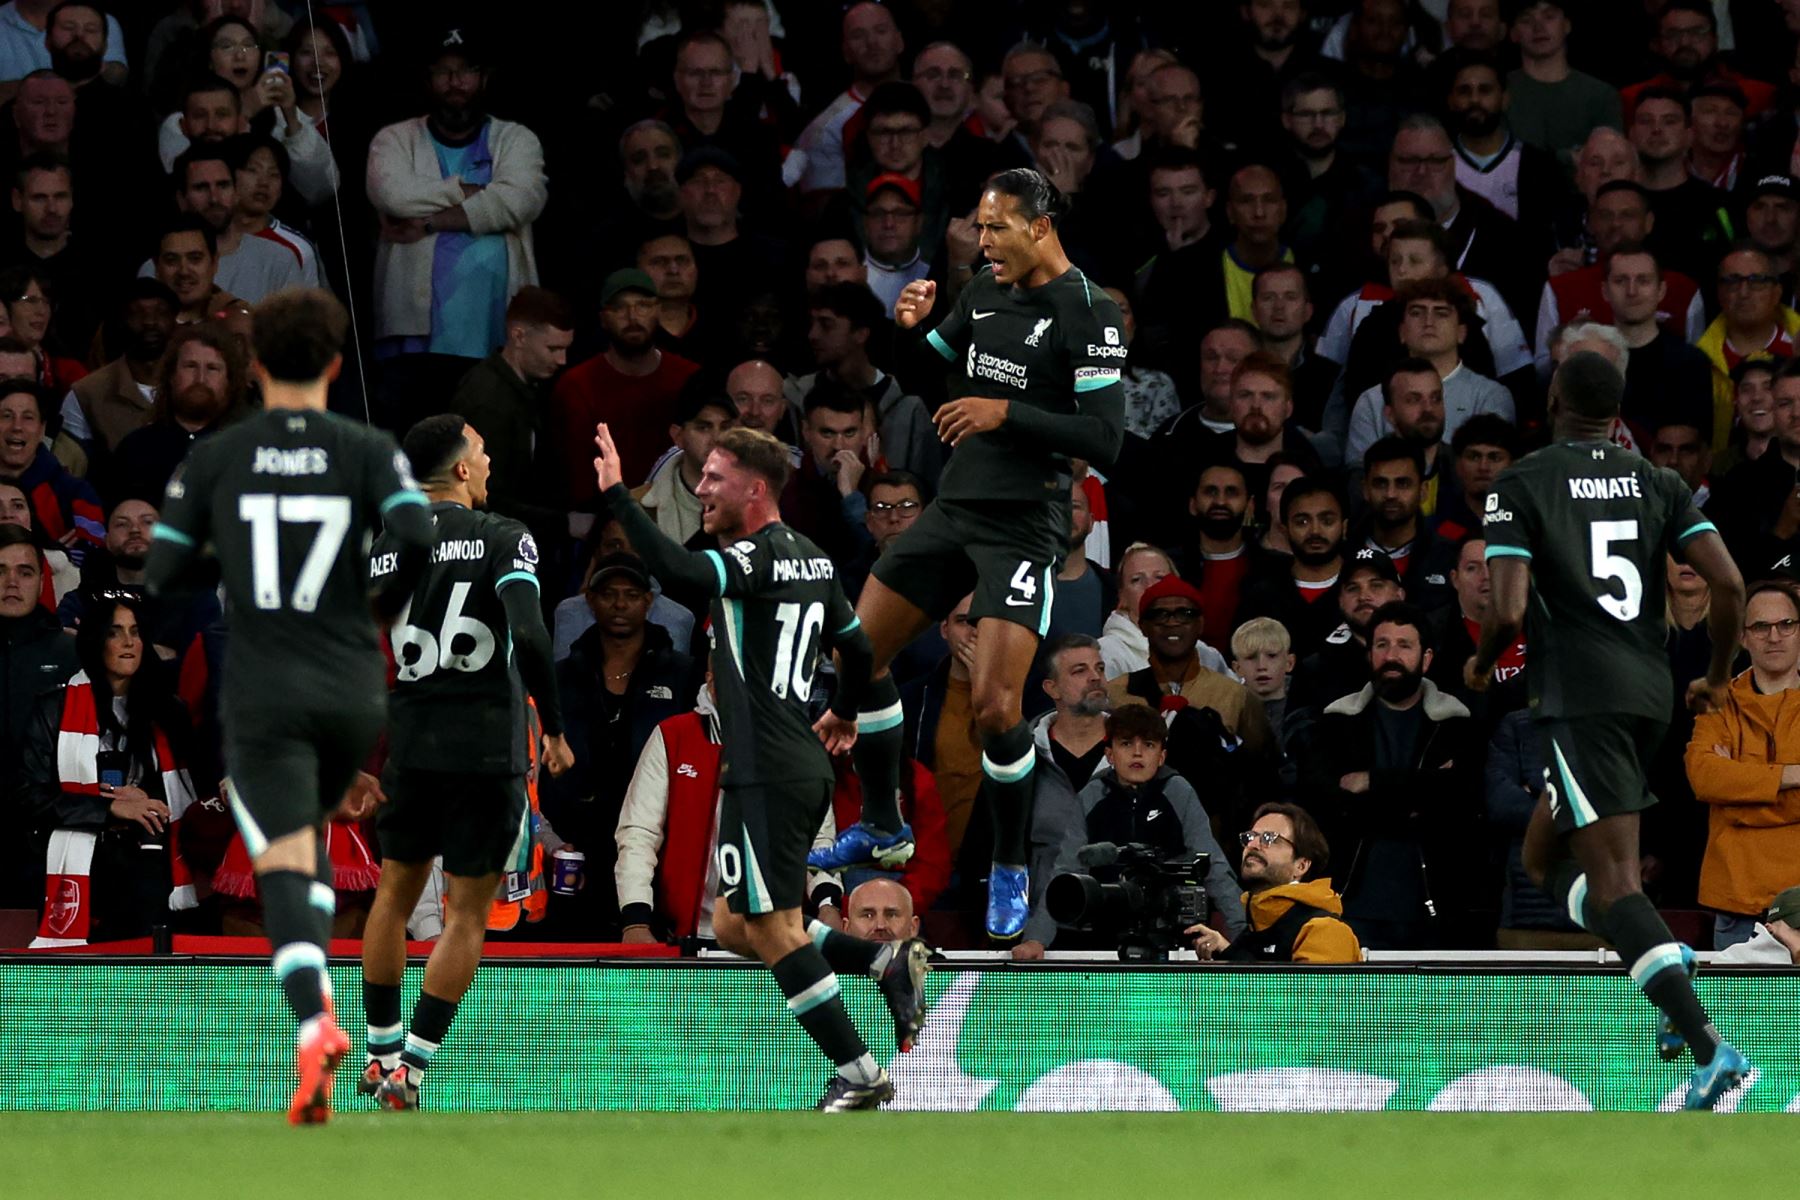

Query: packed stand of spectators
[5,0,1800,963]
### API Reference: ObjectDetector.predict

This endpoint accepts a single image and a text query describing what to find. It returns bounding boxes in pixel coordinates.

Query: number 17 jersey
[155,408,425,705]
[1482,440,1715,721]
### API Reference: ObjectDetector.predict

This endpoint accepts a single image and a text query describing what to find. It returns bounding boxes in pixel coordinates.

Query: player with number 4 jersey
[1468,351,1751,1111]
[144,290,436,1125]
[595,422,931,1112]
[814,167,1127,943]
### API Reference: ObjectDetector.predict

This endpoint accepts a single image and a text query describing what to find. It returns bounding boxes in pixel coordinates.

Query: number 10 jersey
[1482,439,1715,722]
[373,500,541,774]
[700,522,861,788]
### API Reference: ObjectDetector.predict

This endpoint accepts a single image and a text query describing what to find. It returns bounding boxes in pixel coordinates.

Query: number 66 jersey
[371,500,541,774]
[700,522,861,788]
[1482,439,1716,722]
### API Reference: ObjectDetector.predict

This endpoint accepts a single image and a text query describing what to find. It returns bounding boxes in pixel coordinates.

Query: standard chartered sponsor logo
[969,348,1030,389]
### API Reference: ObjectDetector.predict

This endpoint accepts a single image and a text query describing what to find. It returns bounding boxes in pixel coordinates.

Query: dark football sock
[850,674,905,836]
[400,991,459,1079]
[772,945,878,1083]
[364,981,403,1068]
[1608,891,1718,1066]
[980,720,1036,866]
[808,918,895,979]
[260,870,328,1025]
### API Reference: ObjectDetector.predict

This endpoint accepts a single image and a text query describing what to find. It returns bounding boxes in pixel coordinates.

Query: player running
[594,422,930,1112]
[144,289,434,1124]
[356,415,574,1111]
[1467,351,1752,1110]
[810,167,1126,941]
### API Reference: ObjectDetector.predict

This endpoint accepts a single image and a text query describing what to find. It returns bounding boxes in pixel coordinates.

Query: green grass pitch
[10,1112,1796,1200]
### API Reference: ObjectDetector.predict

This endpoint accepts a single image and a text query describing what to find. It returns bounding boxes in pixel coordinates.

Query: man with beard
[1506,0,1622,172]
[1444,51,1564,231]
[0,0,125,95]
[1622,0,1775,121]
[551,269,698,510]
[617,120,682,230]
[796,1,905,194]
[1030,633,1110,790]
[1239,476,1348,658]
[1288,546,1406,715]
[4,153,104,353]
[1371,359,1451,516]
[59,279,175,463]
[1277,74,1383,293]
[577,119,684,286]
[148,143,301,304]
[1185,462,1265,654]
[1186,802,1361,962]
[676,147,784,315]
[1046,477,1111,640]
[108,324,244,506]
[1200,352,1325,508]
[1386,114,1535,323]
[1629,90,1731,279]
[368,28,547,364]
[1345,280,1513,470]
[1305,600,1480,949]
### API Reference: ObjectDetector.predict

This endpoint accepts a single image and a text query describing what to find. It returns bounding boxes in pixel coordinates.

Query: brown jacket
[1684,669,1800,916]
[68,357,156,453]
[1107,662,1274,757]
[1244,878,1363,963]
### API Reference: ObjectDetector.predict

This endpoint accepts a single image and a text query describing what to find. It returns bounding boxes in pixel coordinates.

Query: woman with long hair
[21,593,202,944]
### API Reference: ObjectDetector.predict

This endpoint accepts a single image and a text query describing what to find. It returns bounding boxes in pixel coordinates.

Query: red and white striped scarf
[33,671,199,947]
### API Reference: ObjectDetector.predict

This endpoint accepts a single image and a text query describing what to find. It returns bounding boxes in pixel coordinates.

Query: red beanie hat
[1138,575,1206,615]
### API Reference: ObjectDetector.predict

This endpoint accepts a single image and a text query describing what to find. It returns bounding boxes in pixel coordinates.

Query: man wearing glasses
[1186,802,1361,963]
[1696,245,1800,447]
[1686,580,1800,951]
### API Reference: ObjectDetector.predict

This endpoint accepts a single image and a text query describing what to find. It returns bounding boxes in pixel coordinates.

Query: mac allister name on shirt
[772,556,835,582]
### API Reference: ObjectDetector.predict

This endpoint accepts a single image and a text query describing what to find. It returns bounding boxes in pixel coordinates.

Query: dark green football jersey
[923,265,1126,502]
[372,501,539,774]
[1483,440,1715,720]
[153,408,427,703]
[701,523,861,786]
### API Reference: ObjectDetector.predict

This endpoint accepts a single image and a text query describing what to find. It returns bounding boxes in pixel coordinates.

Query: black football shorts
[223,700,384,853]
[1537,713,1667,834]
[716,781,832,916]
[870,495,1068,634]
[376,768,530,878]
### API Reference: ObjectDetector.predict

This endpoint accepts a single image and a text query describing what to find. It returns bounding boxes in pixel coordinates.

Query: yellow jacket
[1243,877,1363,964]
[1695,308,1800,451]
[1684,668,1800,915]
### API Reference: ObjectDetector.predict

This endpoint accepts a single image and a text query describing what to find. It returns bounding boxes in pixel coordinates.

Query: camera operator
[1013,705,1244,959]
[1185,802,1362,963]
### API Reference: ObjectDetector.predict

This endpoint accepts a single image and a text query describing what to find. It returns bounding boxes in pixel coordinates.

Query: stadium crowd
[3,0,1800,962]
